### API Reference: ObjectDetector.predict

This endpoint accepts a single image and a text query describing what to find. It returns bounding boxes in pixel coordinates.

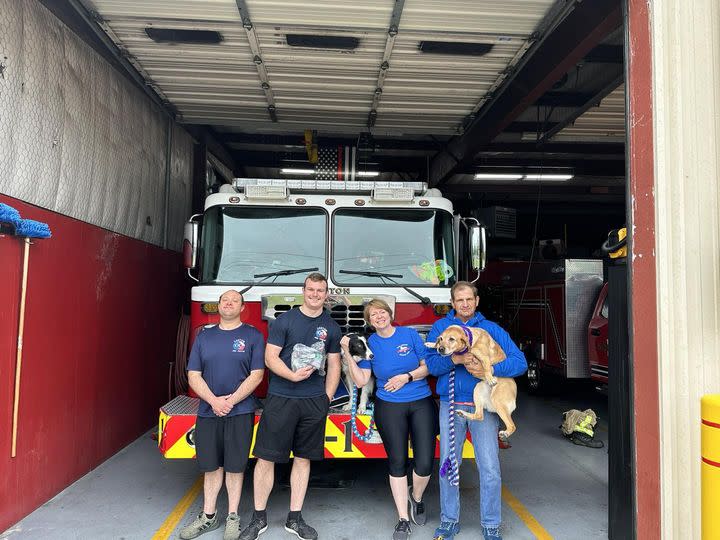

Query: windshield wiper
[238,267,319,295]
[339,269,431,305]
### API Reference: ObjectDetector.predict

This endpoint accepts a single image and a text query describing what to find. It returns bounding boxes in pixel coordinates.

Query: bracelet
[406,372,414,382]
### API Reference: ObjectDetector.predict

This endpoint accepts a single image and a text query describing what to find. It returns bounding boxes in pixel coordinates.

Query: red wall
[0,195,185,531]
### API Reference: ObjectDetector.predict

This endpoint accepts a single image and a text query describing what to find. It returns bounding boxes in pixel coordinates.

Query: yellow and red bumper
[159,395,476,459]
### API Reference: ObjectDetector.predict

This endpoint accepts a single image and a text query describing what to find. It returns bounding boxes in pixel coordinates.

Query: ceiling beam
[539,73,624,143]
[428,0,623,187]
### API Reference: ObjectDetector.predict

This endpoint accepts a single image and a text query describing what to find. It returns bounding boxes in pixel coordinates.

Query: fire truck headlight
[201,302,219,314]
[433,304,452,316]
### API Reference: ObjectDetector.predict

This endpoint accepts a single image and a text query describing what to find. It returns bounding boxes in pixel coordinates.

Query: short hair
[450,281,478,301]
[219,289,244,303]
[303,272,328,290]
[363,298,394,325]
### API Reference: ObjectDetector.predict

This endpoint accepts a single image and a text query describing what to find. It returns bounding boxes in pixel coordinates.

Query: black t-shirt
[267,307,341,398]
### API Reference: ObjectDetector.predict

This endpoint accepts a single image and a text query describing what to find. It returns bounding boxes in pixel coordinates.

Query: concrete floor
[2,386,608,540]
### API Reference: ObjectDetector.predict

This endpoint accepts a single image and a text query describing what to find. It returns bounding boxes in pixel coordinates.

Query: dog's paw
[487,376,498,387]
[456,410,468,418]
[499,430,509,441]
[340,404,352,412]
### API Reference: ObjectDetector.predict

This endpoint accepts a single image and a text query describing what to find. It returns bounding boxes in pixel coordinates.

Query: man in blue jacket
[426,281,527,540]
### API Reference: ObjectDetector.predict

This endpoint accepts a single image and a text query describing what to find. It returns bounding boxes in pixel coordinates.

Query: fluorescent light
[356,171,380,177]
[523,174,573,181]
[474,173,523,180]
[280,168,315,175]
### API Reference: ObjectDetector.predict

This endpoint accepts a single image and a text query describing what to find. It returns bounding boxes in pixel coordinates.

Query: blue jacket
[425,310,527,403]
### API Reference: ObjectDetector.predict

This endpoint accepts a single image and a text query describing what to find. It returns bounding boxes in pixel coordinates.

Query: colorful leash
[350,384,376,442]
[439,367,460,486]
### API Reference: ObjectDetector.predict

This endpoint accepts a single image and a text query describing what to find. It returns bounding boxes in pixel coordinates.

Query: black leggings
[373,396,439,477]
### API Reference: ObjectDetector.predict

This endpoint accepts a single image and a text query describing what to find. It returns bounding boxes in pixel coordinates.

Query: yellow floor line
[151,476,203,540]
[502,486,554,539]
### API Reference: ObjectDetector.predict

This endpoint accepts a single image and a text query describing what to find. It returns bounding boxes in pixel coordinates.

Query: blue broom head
[15,219,52,239]
[0,203,21,226]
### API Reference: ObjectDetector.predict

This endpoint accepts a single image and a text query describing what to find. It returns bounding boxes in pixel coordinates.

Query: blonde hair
[363,299,394,326]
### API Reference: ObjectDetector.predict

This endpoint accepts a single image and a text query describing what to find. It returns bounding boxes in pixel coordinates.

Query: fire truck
[158,178,484,459]
[498,259,605,393]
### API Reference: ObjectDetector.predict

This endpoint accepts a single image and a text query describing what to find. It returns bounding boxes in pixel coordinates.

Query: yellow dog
[427,325,517,440]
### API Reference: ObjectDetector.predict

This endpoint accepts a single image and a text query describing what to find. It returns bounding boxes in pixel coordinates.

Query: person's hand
[290,365,316,382]
[340,335,351,348]
[211,396,233,416]
[384,374,409,393]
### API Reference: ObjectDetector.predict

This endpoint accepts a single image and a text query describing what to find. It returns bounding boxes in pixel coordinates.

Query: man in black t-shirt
[240,273,341,540]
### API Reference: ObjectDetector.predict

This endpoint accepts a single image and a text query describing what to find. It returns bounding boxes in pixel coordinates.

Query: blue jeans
[438,400,501,528]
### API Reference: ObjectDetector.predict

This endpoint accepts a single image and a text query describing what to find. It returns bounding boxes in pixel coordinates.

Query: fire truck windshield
[332,208,456,287]
[199,206,326,284]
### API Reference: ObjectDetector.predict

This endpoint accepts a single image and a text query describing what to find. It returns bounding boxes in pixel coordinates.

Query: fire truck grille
[261,294,396,335]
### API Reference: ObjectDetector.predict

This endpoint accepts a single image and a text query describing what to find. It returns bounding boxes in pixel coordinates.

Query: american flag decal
[316,146,355,180]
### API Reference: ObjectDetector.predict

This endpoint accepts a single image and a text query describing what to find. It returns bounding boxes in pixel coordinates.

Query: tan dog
[427,325,518,440]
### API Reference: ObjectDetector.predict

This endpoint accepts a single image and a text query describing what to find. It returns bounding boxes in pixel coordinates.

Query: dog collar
[456,325,473,355]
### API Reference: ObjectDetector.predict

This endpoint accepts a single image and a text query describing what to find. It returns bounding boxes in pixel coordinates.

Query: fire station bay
[2,1,720,539]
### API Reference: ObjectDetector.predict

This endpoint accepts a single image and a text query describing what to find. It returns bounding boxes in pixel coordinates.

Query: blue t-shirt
[363,326,431,403]
[267,307,341,398]
[187,323,265,417]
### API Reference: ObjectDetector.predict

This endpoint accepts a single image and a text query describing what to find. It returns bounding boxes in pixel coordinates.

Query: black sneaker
[238,513,268,540]
[408,493,426,526]
[393,519,412,540]
[284,515,318,540]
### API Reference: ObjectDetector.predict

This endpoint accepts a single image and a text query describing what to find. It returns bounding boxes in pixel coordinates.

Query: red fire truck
[158,179,484,459]
[497,259,605,393]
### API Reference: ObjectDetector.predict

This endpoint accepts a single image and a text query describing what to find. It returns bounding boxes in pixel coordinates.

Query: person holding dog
[425,281,527,540]
[180,289,265,540]
[341,298,438,540]
[240,272,341,540]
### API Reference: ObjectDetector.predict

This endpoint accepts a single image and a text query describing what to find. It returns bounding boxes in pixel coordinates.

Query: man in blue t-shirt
[241,273,341,540]
[179,290,265,540]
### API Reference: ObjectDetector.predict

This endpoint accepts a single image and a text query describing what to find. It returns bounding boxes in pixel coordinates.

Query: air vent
[479,206,516,239]
[145,28,223,44]
[418,41,493,56]
[287,34,360,50]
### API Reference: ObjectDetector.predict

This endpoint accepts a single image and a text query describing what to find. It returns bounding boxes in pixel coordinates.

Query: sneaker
[393,519,412,540]
[284,515,318,540]
[238,513,268,540]
[432,521,460,540]
[408,493,426,526]
[224,513,241,540]
[179,512,220,539]
[481,525,502,540]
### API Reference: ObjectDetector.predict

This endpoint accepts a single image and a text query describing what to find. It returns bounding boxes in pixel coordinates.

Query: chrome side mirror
[469,224,486,272]
[183,216,201,270]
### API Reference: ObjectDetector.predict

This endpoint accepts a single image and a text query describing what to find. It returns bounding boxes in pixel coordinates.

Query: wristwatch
[406,372,414,382]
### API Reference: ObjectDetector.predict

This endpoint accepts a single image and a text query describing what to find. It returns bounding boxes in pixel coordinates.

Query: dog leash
[350,384,377,442]
[439,367,460,487]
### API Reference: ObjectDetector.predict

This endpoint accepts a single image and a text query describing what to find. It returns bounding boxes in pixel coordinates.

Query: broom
[1,207,52,457]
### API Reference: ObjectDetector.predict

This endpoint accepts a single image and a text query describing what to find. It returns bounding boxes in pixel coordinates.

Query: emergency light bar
[233,177,427,195]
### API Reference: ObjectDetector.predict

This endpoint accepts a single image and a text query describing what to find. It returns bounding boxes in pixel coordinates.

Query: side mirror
[469,224,487,272]
[183,217,200,270]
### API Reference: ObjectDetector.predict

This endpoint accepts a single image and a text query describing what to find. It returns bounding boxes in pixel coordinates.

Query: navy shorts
[253,394,330,463]
[194,413,254,473]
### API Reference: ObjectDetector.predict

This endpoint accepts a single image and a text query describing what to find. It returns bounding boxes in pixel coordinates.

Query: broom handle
[11,238,31,458]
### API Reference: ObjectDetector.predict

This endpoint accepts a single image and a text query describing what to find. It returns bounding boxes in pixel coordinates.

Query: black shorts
[195,413,254,473]
[252,394,330,463]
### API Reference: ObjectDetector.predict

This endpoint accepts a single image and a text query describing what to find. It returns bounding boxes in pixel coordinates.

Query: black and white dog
[340,333,375,414]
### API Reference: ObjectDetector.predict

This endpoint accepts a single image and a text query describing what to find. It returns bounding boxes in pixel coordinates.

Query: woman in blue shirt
[340,299,438,540]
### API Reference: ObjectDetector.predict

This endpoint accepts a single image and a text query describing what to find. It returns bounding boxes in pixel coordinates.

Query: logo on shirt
[232,339,246,352]
[396,344,411,356]
[315,326,328,341]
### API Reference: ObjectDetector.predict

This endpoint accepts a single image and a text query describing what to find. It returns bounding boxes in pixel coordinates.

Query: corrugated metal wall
[651,0,720,537]
[0,0,193,250]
